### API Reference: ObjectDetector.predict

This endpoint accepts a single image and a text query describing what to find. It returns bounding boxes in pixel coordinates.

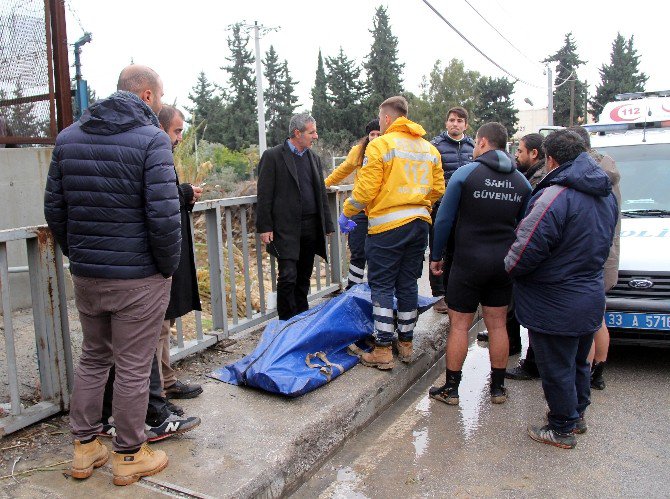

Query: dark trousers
[428,200,454,296]
[366,219,429,345]
[507,301,522,352]
[346,213,368,289]
[277,217,319,320]
[530,330,594,434]
[102,352,168,427]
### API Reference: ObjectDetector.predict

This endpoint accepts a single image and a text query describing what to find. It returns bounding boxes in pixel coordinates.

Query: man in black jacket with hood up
[45,65,179,486]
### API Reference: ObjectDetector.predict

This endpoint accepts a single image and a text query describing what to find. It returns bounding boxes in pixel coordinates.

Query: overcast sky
[65,0,670,120]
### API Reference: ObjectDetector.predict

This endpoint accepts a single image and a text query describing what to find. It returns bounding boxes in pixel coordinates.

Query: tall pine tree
[186,71,226,143]
[325,47,366,148]
[589,33,648,120]
[278,60,299,134]
[311,49,331,138]
[544,32,586,127]
[264,46,299,147]
[221,23,257,150]
[263,46,283,147]
[363,5,404,111]
[472,77,518,137]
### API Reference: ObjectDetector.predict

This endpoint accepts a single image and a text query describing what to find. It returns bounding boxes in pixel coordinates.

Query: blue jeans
[365,219,428,346]
[530,330,594,434]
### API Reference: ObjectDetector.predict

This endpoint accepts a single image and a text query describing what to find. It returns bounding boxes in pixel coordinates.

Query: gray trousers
[69,274,171,451]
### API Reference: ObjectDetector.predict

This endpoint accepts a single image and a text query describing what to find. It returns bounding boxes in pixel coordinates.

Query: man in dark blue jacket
[44,65,181,485]
[429,106,475,312]
[505,129,617,449]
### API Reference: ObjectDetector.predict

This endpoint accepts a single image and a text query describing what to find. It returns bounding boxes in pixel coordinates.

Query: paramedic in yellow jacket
[339,96,445,370]
[326,119,381,289]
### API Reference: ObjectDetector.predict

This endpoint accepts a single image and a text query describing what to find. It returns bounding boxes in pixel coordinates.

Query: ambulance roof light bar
[615,90,670,101]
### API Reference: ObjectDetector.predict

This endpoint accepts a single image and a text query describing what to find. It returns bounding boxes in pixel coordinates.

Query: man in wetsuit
[428,122,531,405]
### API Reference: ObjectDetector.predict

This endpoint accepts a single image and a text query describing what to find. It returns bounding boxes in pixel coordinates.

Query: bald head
[117,65,164,115]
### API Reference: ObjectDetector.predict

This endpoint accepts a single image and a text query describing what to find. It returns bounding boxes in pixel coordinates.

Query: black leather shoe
[505,360,539,380]
[165,380,203,399]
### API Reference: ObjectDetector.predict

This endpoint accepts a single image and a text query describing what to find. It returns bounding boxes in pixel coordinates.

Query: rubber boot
[112,443,168,486]
[360,345,394,370]
[71,438,109,479]
[396,340,413,363]
[591,361,606,390]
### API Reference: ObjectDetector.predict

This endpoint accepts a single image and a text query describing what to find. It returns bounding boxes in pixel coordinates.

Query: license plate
[605,312,670,330]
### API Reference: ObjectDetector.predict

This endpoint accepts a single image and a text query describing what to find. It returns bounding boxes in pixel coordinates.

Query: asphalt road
[295,320,670,498]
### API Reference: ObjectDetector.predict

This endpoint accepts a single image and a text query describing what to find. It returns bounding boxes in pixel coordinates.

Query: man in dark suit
[256,113,335,320]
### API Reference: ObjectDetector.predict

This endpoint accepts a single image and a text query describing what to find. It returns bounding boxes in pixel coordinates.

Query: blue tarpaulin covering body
[210,284,436,397]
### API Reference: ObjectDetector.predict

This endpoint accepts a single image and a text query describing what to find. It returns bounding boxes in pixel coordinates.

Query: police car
[585,91,670,346]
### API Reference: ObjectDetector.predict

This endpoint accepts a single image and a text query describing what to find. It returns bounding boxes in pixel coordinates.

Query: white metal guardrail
[0,186,353,436]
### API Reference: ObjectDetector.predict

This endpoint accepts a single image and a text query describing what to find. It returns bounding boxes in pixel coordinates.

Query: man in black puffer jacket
[428,106,476,312]
[44,65,180,485]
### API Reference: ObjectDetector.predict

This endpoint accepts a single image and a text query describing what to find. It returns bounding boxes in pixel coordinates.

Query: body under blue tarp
[210,284,436,397]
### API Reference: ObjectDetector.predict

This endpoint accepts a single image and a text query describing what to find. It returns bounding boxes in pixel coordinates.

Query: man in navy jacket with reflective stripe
[505,129,617,449]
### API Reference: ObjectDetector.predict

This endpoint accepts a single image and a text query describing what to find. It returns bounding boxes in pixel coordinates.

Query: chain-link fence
[0,0,72,146]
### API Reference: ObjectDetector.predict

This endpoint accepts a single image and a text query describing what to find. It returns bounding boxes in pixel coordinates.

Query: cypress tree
[472,76,518,137]
[311,49,331,137]
[590,33,648,120]
[325,47,365,148]
[221,23,257,150]
[186,71,226,143]
[363,5,404,111]
[543,32,586,127]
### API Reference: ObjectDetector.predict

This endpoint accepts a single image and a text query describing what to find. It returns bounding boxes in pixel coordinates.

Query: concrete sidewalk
[2,273,450,498]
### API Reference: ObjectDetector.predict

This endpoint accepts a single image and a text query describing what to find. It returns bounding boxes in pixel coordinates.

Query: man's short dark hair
[521,133,545,160]
[380,96,408,117]
[158,105,185,131]
[447,106,469,124]
[543,129,587,166]
[567,125,591,149]
[117,66,160,94]
[476,122,507,150]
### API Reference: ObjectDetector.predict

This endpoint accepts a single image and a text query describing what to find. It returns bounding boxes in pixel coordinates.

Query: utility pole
[253,21,267,156]
[547,65,553,126]
[584,79,588,124]
[569,79,575,126]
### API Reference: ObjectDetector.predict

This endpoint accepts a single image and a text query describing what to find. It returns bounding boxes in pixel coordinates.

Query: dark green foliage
[412,59,480,138]
[324,48,366,148]
[220,23,257,150]
[589,33,648,120]
[544,32,586,127]
[472,77,518,137]
[311,49,331,138]
[363,5,404,111]
[264,46,299,147]
[186,71,226,143]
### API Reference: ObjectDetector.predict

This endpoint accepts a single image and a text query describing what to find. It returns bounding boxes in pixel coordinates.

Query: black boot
[591,361,606,390]
[429,370,461,405]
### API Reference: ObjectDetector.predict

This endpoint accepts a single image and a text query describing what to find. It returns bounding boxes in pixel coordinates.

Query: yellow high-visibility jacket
[325,144,364,187]
[343,117,445,234]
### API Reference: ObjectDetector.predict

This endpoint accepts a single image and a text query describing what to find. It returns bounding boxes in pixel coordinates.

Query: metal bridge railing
[0,186,353,436]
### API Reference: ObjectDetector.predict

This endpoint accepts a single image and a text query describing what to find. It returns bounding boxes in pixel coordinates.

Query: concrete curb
[230,311,450,498]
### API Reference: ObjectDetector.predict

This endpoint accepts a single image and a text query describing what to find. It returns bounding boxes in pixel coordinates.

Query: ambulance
[585,91,670,345]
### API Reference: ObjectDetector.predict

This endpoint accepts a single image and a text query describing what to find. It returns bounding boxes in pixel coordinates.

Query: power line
[421,0,543,89]
[461,0,542,69]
